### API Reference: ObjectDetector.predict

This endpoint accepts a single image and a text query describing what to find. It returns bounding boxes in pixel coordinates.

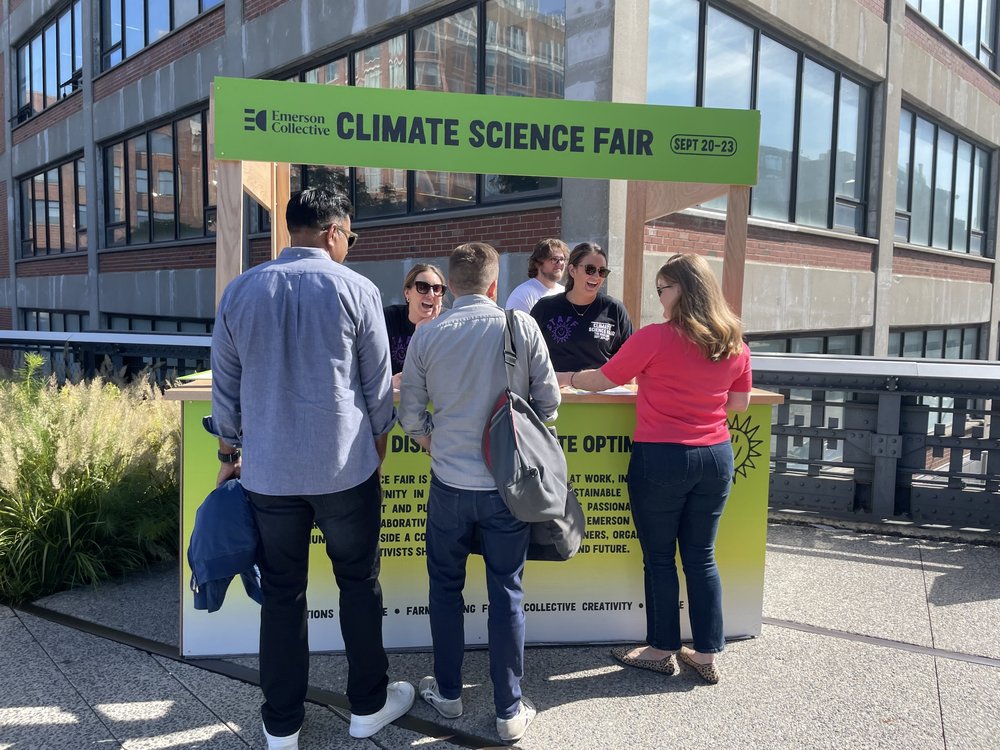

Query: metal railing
[754,353,1000,530]
[0,331,212,382]
[3,334,998,529]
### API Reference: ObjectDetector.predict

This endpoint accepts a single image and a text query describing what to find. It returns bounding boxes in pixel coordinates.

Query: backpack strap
[502,308,518,391]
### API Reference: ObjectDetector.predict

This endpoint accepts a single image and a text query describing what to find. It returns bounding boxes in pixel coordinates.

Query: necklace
[568,298,594,317]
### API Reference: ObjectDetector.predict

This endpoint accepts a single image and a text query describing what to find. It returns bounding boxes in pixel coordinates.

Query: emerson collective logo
[243,107,331,135]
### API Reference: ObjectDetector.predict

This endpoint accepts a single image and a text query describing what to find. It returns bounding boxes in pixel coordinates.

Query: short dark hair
[449,242,499,296]
[527,238,569,279]
[285,188,352,233]
[564,242,606,292]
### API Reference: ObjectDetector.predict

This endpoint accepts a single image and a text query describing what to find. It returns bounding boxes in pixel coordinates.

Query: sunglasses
[578,263,611,278]
[546,256,567,264]
[412,280,446,296]
[329,224,359,249]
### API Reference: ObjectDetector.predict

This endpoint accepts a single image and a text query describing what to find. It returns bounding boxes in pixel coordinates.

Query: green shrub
[0,353,180,604]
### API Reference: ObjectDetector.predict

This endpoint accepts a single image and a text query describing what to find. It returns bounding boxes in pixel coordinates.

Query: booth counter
[166,380,780,657]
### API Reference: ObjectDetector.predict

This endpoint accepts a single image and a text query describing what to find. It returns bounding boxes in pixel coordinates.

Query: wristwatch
[217,449,241,463]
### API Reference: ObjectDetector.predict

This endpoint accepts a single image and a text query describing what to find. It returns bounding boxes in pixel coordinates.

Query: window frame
[894,106,992,257]
[906,0,1000,72]
[274,0,565,224]
[649,1,872,235]
[100,0,223,71]
[14,1,83,124]
[103,109,215,249]
[18,155,87,257]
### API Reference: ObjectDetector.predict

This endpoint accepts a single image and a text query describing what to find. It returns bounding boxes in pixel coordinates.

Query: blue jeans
[247,471,389,736]
[627,441,734,654]
[425,476,530,720]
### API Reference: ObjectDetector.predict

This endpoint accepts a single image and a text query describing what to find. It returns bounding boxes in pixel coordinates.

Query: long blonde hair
[658,253,744,361]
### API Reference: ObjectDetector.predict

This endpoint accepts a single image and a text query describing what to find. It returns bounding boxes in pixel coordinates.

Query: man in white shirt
[504,238,568,314]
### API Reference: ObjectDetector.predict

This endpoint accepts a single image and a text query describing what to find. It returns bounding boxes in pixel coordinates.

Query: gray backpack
[482,310,568,522]
[481,311,585,561]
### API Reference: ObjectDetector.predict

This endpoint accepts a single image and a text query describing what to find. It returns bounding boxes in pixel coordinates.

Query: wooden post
[209,84,244,308]
[271,162,290,259]
[215,160,244,307]
[721,185,750,316]
[622,181,649,326]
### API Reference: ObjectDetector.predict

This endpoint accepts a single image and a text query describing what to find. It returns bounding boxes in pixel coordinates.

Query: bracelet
[218,449,241,463]
[570,372,577,389]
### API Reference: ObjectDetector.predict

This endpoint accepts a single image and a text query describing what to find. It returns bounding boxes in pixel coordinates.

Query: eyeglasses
[412,280,446,296]
[328,224,359,249]
[579,263,611,278]
[656,286,668,296]
[546,256,567,264]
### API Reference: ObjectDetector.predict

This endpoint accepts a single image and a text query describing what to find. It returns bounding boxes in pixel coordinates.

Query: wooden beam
[215,160,244,308]
[622,180,648,326]
[721,185,751,316]
[210,84,245,308]
[242,162,273,208]
[642,181,729,222]
[271,162,290,259]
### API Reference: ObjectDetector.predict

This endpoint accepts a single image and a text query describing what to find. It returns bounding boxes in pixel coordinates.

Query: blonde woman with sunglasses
[529,242,633,371]
[557,253,752,685]
[384,264,447,389]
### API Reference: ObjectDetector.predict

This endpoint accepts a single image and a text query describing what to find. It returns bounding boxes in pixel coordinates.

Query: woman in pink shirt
[557,253,751,684]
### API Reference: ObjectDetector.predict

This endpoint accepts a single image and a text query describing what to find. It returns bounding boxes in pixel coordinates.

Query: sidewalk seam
[761,617,1000,668]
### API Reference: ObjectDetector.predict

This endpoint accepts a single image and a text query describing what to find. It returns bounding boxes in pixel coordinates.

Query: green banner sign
[213,76,760,185]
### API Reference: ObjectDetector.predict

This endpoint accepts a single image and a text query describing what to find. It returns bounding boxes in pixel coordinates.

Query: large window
[888,326,981,360]
[19,157,87,257]
[101,0,223,70]
[282,0,565,221]
[648,0,870,234]
[21,309,91,380]
[888,324,983,426]
[105,314,212,379]
[896,109,990,255]
[907,0,998,68]
[15,2,83,123]
[748,332,862,355]
[104,111,216,247]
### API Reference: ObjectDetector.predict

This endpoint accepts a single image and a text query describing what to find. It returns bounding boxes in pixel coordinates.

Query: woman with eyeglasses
[384,264,447,389]
[529,242,633,371]
[556,253,751,685]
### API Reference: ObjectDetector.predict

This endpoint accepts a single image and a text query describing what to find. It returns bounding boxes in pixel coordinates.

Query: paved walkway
[3,522,999,749]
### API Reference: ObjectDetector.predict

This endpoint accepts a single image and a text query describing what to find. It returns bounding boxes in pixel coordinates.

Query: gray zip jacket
[399,294,560,491]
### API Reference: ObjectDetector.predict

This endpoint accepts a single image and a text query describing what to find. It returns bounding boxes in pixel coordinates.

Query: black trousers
[247,470,388,736]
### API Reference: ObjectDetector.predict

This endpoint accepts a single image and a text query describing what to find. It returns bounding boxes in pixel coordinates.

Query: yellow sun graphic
[728,413,763,483]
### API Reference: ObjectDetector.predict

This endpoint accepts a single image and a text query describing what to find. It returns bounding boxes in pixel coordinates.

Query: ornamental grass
[0,354,180,604]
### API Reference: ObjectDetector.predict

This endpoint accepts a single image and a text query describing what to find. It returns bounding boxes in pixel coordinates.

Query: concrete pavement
[2,521,999,749]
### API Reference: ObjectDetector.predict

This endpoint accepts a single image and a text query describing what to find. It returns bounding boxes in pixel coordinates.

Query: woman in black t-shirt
[530,242,633,372]
[384,263,446,388]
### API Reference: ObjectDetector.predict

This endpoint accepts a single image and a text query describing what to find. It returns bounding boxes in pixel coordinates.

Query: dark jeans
[425,476,530,720]
[627,441,734,654]
[247,470,388,736]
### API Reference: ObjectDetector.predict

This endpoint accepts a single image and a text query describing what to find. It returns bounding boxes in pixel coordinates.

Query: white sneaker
[418,675,463,718]
[348,681,415,738]
[496,697,536,743]
[262,724,299,750]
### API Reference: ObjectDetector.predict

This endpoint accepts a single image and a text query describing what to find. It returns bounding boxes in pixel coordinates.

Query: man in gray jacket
[399,242,560,743]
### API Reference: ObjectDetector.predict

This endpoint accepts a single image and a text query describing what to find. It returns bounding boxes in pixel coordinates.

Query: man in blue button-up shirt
[210,188,414,749]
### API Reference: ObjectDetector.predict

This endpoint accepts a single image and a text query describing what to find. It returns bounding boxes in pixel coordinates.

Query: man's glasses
[580,263,611,278]
[547,256,567,264]
[329,224,359,249]
[412,280,446,296]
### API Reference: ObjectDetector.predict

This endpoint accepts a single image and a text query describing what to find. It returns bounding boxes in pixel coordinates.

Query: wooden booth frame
[208,85,753,321]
